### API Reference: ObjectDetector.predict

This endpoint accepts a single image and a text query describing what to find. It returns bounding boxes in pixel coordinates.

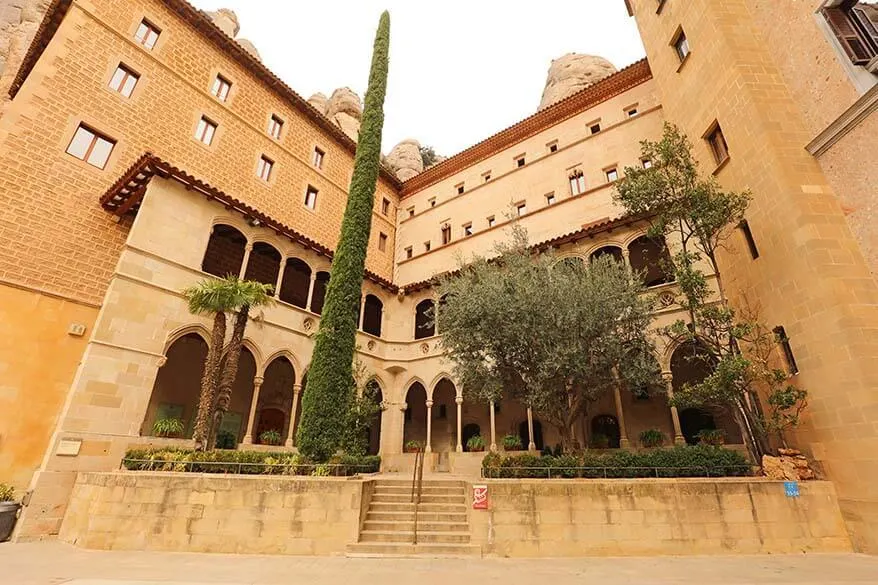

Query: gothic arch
[162,324,211,355]
[428,374,458,400]
[260,349,301,381]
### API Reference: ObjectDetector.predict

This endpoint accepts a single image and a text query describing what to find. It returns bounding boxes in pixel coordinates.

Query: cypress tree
[297,12,390,461]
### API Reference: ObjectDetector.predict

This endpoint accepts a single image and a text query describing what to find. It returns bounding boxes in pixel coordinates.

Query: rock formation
[385,139,424,181]
[307,87,363,141]
[205,8,240,38]
[0,0,51,111]
[538,53,618,111]
[762,449,816,481]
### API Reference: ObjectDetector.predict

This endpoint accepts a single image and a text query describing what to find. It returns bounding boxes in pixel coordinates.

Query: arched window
[243,242,281,292]
[142,333,207,438]
[362,294,383,337]
[404,382,428,446]
[278,258,311,308]
[627,235,673,287]
[590,245,623,265]
[202,224,246,278]
[310,272,330,314]
[414,299,435,339]
[557,256,585,270]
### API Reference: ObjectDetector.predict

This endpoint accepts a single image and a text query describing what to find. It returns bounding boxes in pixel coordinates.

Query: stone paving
[2,542,878,585]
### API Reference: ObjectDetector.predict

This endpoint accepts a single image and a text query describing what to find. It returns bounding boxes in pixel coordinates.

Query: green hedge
[122,448,380,476]
[482,445,751,479]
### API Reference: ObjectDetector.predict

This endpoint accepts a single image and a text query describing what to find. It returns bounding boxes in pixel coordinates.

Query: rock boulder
[538,53,618,111]
[386,139,424,181]
[762,449,816,481]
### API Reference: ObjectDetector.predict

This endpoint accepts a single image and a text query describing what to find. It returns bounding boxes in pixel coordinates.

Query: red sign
[472,484,488,509]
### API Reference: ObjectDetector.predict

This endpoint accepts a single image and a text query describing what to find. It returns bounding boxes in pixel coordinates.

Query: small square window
[304,185,319,209]
[381,198,390,216]
[627,107,638,117]
[134,19,160,50]
[424,241,432,252]
[605,168,619,182]
[108,64,139,97]
[429,198,436,208]
[66,124,115,169]
[569,171,586,195]
[483,171,492,182]
[456,183,465,195]
[545,193,556,205]
[487,216,496,228]
[705,122,730,166]
[516,156,526,168]
[313,147,325,169]
[407,206,415,218]
[257,155,274,181]
[590,122,601,135]
[211,74,232,102]
[548,141,559,153]
[405,246,413,259]
[641,159,653,169]
[268,115,284,139]
[195,116,217,145]
[516,202,527,216]
[441,224,452,245]
[673,29,691,63]
[378,232,388,252]
[463,223,473,237]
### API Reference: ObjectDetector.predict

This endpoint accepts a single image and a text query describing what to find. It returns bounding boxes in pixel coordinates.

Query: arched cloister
[414,299,435,339]
[278,258,311,308]
[403,381,428,448]
[431,378,458,453]
[311,271,330,314]
[243,242,282,292]
[590,245,624,265]
[214,346,258,448]
[142,333,207,438]
[362,294,383,337]
[628,235,673,287]
[591,414,621,448]
[365,379,383,456]
[252,355,295,444]
[202,224,247,278]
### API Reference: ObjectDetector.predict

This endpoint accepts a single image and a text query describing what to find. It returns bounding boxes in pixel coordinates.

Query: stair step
[346,542,482,558]
[363,520,469,532]
[366,511,468,523]
[359,530,472,544]
[373,487,464,496]
[371,494,466,504]
[374,480,465,488]
[369,502,468,512]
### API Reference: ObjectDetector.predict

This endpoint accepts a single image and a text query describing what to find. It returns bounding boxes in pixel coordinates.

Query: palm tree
[182,277,238,450]
[207,278,274,448]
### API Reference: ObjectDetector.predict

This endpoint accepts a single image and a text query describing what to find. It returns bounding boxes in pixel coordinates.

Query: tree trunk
[193,311,226,451]
[208,306,250,449]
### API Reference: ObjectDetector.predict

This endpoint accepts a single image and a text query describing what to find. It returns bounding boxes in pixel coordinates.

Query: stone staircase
[346,478,481,557]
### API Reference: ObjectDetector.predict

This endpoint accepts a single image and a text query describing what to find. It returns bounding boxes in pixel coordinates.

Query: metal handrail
[410,447,425,544]
[481,464,757,479]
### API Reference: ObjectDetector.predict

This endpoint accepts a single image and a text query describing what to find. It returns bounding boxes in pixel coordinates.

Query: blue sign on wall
[784,481,800,498]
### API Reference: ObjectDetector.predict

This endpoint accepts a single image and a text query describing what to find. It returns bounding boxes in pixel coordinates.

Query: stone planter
[0,501,20,543]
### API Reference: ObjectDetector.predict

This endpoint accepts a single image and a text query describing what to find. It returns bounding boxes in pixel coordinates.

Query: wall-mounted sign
[473,484,488,509]
[784,481,800,498]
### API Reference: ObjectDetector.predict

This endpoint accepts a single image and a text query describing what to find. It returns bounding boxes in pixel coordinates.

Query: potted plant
[639,428,665,448]
[259,429,283,446]
[152,418,184,438]
[215,430,237,450]
[0,484,20,543]
[696,429,726,446]
[502,434,523,451]
[591,433,610,449]
[466,435,486,452]
[404,440,422,453]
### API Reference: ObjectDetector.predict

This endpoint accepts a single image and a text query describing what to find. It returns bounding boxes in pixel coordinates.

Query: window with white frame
[134,19,160,50]
[257,156,273,181]
[304,185,319,209]
[195,116,217,145]
[108,64,139,97]
[268,115,283,139]
[211,74,232,101]
[66,124,115,169]
[313,147,325,169]
[569,170,586,195]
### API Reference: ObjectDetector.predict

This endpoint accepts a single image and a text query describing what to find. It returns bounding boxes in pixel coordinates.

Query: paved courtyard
[2,542,878,585]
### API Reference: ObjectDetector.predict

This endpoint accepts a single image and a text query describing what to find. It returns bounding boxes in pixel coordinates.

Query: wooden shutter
[823,7,875,64]
[851,5,878,54]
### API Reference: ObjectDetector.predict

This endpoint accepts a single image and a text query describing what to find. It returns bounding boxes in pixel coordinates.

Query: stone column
[239,243,253,279]
[273,258,286,298]
[305,273,317,312]
[613,384,631,449]
[399,403,409,453]
[425,399,433,453]
[242,376,264,444]
[489,401,497,452]
[621,246,630,268]
[663,371,686,445]
[358,295,366,330]
[526,406,536,451]
[285,383,303,447]
[455,396,463,452]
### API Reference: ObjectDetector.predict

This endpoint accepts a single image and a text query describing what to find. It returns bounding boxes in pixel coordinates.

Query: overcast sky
[192,1,645,156]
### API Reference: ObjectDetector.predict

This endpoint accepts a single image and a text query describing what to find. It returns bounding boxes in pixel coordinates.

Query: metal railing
[121,458,379,476]
[410,447,425,544]
[481,464,757,479]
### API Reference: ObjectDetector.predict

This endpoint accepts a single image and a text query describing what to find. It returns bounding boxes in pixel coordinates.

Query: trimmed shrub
[639,428,665,448]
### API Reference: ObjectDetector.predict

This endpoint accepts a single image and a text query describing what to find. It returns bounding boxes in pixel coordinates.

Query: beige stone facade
[0,0,875,554]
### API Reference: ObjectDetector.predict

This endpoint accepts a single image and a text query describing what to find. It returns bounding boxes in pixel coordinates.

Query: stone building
[0,0,875,552]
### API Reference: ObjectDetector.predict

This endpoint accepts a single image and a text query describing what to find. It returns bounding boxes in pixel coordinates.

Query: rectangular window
[516,202,527,216]
[441,224,452,245]
[424,241,431,252]
[642,158,653,169]
[456,183,465,195]
[487,216,496,228]
[195,116,217,145]
[569,171,586,195]
[405,246,413,259]
[483,171,492,182]
[673,29,691,63]
[257,156,273,181]
[381,198,390,215]
[428,197,436,208]
[605,168,619,182]
[706,122,730,166]
[66,124,115,169]
[773,326,799,375]
[545,192,556,205]
[268,115,284,139]
[312,147,325,169]
[304,185,319,209]
[738,219,759,259]
[211,74,232,102]
[407,206,415,218]
[627,107,638,117]
[134,19,160,50]
[589,122,601,135]
[378,232,387,252]
[822,3,878,66]
[463,223,473,237]
[515,156,526,168]
[547,141,559,153]
[108,64,139,97]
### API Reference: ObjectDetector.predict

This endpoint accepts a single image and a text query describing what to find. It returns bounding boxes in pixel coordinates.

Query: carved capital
[425,400,434,408]
[156,356,168,368]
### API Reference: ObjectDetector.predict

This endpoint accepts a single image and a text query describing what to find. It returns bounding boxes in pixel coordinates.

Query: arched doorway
[518,419,544,451]
[432,378,458,452]
[254,356,295,444]
[404,382,427,448]
[591,414,621,448]
[254,408,285,443]
[462,423,481,451]
[366,380,383,456]
[142,333,207,438]
[202,224,246,278]
[215,346,257,448]
[679,408,717,445]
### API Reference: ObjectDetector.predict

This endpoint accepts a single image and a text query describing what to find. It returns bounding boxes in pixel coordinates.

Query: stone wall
[59,472,364,554]
[469,479,851,557]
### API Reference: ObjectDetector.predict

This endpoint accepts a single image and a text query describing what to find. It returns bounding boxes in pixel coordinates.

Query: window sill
[676,53,691,73]
[711,156,730,175]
